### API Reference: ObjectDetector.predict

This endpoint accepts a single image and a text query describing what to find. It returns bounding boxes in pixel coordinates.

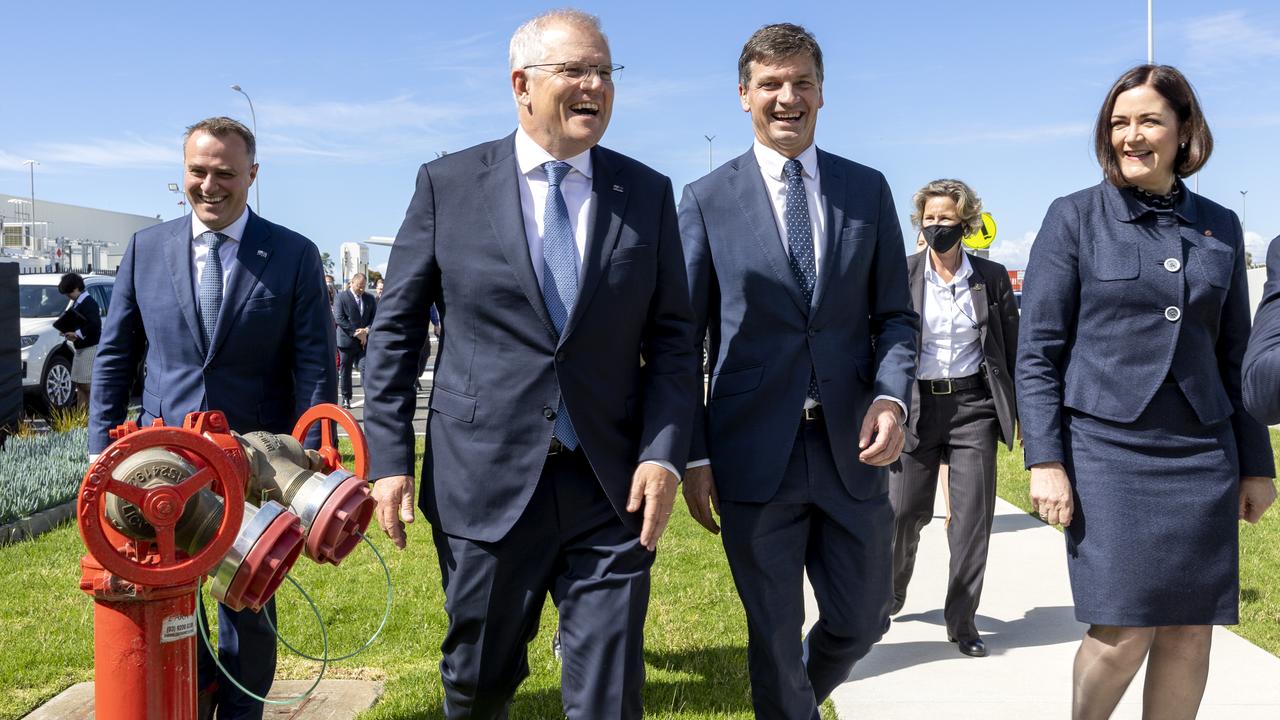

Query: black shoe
[341,398,352,409]
[889,594,905,616]
[948,635,987,657]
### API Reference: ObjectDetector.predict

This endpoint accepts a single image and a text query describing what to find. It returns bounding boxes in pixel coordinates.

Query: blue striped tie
[198,231,226,355]
[541,161,580,450]
[783,159,821,402]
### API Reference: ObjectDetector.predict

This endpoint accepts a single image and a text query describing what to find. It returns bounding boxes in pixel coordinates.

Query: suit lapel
[561,147,627,343]
[208,212,271,362]
[164,216,206,355]
[730,150,809,315]
[968,258,990,344]
[482,135,558,342]
[810,149,845,312]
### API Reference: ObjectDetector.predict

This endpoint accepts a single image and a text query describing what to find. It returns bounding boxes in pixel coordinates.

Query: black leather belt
[801,405,824,422]
[920,374,984,395]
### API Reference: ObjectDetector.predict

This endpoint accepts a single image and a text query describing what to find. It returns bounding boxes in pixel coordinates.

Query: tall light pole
[704,135,715,173]
[1147,0,1154,63]
[168,182,188,217]
[22,160,38,247]
[1241,190,1248,236]
[230,84,260,213]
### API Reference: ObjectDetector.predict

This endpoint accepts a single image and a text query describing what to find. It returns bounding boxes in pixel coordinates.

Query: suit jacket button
[1165,306,1182,322]
[1164,258,1181,272]
[543,406,556,420]
[991,366,1001,376]
[807,328,817,336]
[555,351,566,363]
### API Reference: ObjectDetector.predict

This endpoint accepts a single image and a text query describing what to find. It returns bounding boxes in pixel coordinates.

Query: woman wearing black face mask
[888,179,1021,658]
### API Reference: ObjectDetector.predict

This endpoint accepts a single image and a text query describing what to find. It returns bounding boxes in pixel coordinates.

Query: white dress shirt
[918,251,983,380]
[72,291,90,339]
[513,127,678,481]
[515,127,593,284]
[753,141,825,298]
[351,288,365,317]
[191,207,249,296]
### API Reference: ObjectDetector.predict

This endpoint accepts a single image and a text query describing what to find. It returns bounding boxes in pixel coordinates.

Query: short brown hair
[1093,65,1212,186]
[184,116,256,163]
[738,23,823,87]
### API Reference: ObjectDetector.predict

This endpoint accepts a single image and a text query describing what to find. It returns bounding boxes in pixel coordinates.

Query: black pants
[338,344,365,401]
[432,449,653,719]
[889,386,999,641]
[719,418,894,720]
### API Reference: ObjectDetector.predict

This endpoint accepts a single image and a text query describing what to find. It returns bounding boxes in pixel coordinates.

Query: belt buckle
[929,379,954,395]
[802,406,821,421]
[548,437,566,455]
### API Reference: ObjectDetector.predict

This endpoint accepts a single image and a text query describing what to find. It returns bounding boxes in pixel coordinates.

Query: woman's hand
[1239,476,1277,524]
[1030,462,1074,527]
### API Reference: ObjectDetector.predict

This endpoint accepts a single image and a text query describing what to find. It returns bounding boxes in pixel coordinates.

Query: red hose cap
[222,511,305,612]
[305,476,375,565]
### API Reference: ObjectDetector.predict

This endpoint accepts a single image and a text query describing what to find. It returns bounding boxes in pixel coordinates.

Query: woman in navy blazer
[1017,65,1276,719]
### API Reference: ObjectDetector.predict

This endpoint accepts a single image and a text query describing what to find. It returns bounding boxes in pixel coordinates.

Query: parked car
[19,273,114,410]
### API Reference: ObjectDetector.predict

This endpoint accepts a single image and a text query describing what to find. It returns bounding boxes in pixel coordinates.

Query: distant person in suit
[1016,65,1275,720]
[334,272,376,408]
[361,9,698,718]
[90,116,336,720]
[679,23,917,719]
[888,179,1020,658]
[58,272,101,408]
[1242,234,1280,424]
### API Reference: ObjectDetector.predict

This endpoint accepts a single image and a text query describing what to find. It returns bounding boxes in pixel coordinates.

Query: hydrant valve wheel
[292,403,369,480]
[79,427,245,586]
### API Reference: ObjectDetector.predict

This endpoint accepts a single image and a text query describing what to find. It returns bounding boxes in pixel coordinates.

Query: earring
[1180,142,1187,149]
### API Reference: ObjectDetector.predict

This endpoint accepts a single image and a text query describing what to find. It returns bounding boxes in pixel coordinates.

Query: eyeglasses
[522,62,623,83]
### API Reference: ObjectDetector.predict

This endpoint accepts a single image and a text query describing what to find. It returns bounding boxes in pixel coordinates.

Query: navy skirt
[1062,383,1240,626]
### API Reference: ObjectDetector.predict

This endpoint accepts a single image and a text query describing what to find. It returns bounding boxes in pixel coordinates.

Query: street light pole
[1147,0,1154,63]
[1241,190,1248,236]
[22,160,38,247]
[230,84,260,213]
[704,135,715,173]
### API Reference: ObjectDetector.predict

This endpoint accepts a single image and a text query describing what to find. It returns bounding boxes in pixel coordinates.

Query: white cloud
[1182,11,1280,70]
[1245,231,1271,263]
[0,150,33,172]
[36,137,178,169]
[898,123,1090,146]
[989,230,1038,271]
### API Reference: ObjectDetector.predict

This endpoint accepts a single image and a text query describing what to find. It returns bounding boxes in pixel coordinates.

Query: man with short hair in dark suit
[678,23,917,719]
[334,271,376,408]
[90,116,336,720]
[361,9,698,718]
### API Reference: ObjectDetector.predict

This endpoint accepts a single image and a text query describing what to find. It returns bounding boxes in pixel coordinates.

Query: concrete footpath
[808,493,1280,719]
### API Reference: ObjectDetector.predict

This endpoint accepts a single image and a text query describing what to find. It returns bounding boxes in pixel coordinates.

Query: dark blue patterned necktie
[540,161,580,449]
[198,231,226,354]
[783,159,821,402]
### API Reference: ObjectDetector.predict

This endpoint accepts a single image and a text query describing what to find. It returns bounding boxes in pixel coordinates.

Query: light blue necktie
[541,161,580,449]
[198,231,226,355]
[783,159,821,402]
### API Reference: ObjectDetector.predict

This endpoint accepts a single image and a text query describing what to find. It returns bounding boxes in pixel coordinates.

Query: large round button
[543,406,556,420]
[555,351,566,363]
[1164,306,1182,322]
[1164,258,1181,272]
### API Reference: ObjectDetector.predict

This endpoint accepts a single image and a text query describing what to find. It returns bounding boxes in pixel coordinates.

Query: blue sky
[2,0,1278,272]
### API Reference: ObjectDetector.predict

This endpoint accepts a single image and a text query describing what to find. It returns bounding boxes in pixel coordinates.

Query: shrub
[0,427,88,526]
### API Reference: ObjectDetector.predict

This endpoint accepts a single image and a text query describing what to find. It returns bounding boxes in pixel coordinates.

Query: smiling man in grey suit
[361,9,698,719]
[678,24,917,719]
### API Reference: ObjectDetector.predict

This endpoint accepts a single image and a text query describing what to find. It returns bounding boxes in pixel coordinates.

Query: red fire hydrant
[78,404,373,720]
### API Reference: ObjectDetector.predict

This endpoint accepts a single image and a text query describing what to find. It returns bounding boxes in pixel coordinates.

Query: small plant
[0,426,88,526]
[48,404,89,433]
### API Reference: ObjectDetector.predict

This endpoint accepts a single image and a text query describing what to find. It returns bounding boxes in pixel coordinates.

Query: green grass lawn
[994,432,1280,656]
[0,438,835,720]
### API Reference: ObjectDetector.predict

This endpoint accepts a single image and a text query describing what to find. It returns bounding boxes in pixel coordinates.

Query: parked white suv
[19,273,114,410]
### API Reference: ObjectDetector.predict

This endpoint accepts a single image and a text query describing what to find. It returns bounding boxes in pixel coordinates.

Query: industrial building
[0,192,161,273]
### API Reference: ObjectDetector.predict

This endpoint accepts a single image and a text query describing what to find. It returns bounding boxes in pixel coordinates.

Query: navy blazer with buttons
[1242,234,1280,424]
[90,212,338,453]
[679,147,917,503]
[1016,181,1273,477]
[362,134,699,544]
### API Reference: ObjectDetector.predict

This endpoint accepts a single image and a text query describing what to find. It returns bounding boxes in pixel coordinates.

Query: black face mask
[922,224,965,254]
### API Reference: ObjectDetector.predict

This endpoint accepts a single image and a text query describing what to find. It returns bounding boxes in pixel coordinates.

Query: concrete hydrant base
[24,679,384,719]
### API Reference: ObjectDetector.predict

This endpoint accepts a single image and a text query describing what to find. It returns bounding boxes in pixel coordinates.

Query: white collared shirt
[753,140,825,297]
[918,251,984,380]
[351,288,364,316]
[191,208,249,296]
[514,127,594,287]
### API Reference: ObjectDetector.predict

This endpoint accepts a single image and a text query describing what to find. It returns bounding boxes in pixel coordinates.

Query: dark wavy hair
[1094,65,1212,187]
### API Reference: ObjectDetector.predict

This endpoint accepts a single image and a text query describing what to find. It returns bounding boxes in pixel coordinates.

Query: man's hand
[1029,462,1073,527]
[62,331,78,341]
[370,475,416,549]
[682,465,720,534]
[626,463,679,552]
[355,327,370,346]
[858,399,905,466]
[1240,476,1277,524]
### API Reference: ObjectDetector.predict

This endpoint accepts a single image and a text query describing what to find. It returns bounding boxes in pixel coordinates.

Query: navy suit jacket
[363,134,699,543]
[679,147,918,503]
[71,293,102,350]
[90,212,337,453]
[1017,182,1273,477]
[334,290,376,350]
[1242,234,1280,424]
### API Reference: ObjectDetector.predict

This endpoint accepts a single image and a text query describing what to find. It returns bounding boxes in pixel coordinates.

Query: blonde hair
[509,9,607,70]
[910,179,983,235]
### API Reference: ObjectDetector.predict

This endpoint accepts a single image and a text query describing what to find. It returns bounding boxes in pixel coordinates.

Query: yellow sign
[963,212,997,249]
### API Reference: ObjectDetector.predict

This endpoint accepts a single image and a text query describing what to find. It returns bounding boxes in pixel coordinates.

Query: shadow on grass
[374,645,754,720]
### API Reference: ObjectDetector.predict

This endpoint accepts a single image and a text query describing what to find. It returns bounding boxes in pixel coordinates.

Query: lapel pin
[257,249,269,258]
[612,184,625,193]
[1203,229,1213,237]
[971,282,985,292]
